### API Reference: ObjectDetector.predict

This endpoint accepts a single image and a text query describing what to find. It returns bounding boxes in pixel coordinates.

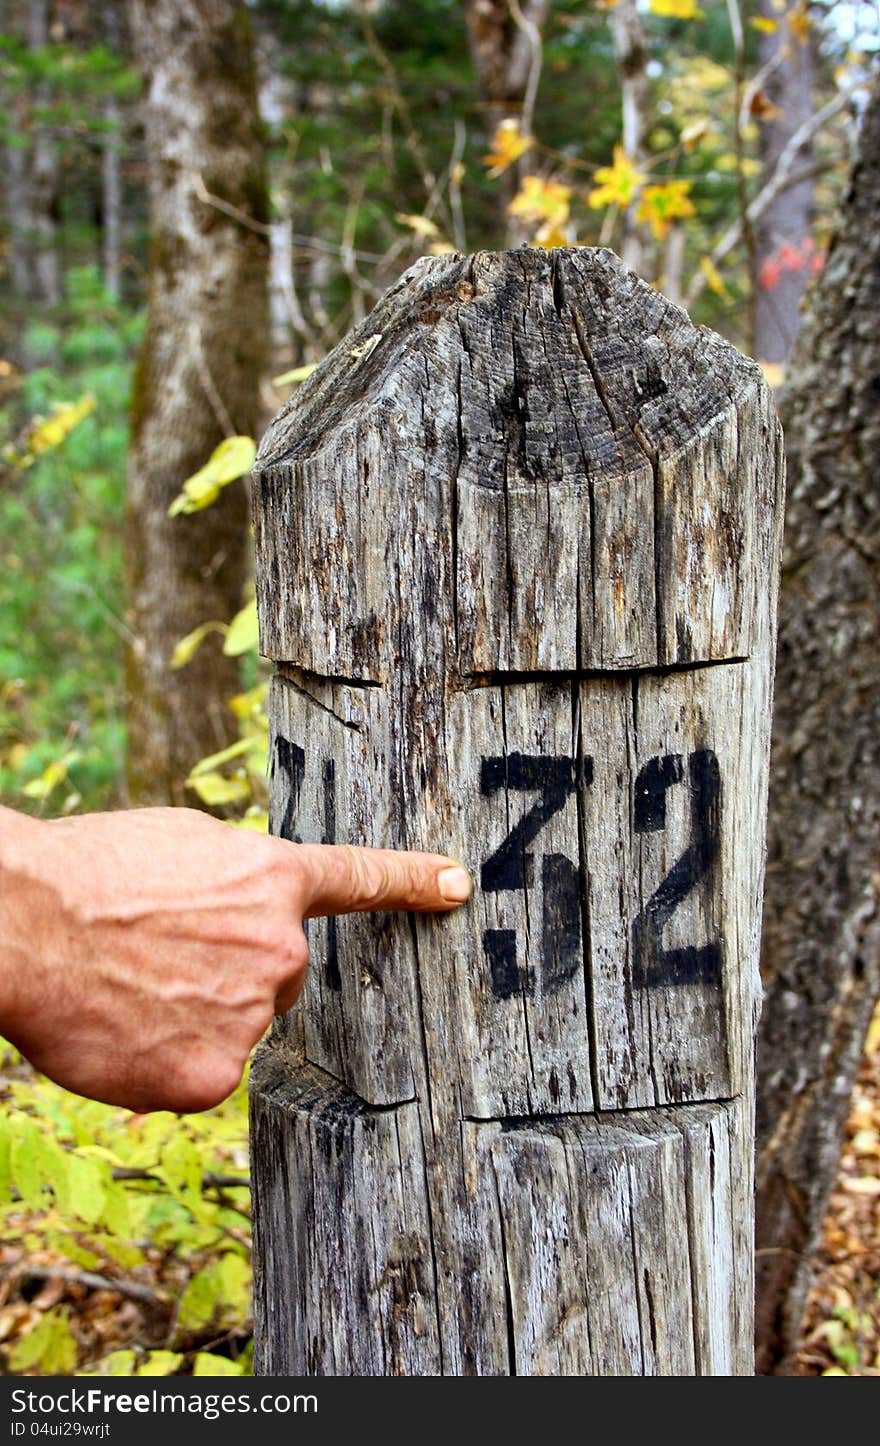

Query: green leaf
[192,1353,246,1376]
[186,772,250,807]
[169,621,227,669]
[223,599,259,656]
[65,1154,107,1225]
[218,1251,250,1315]
[136,1351,184,1377]
[177,1265,223,1334]
[10,1117,62,1208]
[82,1350,136,1377]
[8,1307,77,1374]
[100,1180,132,1237]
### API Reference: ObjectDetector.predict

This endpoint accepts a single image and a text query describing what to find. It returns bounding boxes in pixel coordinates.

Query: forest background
[0,0,878,1378]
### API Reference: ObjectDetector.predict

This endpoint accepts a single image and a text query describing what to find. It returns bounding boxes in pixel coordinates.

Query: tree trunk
[753,0,814,365]
[754,76,880,1374]
[124,0,268,806]
[28,0,61,307]
[101,0,123,301]
[462,0,551,243]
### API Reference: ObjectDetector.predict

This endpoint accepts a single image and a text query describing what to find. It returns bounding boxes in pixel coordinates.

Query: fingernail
[437,865,472,903]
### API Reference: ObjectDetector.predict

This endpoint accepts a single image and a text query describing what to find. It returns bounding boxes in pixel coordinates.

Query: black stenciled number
[632,747,722,990]
[480,753,588,1000]
[271,737,341,992]
[271,736,305,844]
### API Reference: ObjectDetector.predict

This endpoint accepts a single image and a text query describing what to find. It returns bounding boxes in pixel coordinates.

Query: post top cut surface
[253,246,780,675]
[257,246,761,480]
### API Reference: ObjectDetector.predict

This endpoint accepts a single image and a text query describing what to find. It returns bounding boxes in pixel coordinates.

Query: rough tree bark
[125,0,268,805]
[753,0,814,365]
[755,75,880,1373]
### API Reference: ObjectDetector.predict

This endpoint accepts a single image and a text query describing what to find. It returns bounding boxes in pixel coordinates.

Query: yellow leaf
[789,3,810,44]
[169,621,227,669]
[636,180,695,239]
[759,360,786,388]
[228,683,268,721]
[699,256,729,299]
[186,772,250,807]
[588,146,645,210]
[223,598,259,656]
[271,363,318,387]
[483,118,533,177]
[231,809,269,832]
[22,753,78,800]
[534,221,571,249]
[167,435,256,517]
[680,119,709,151]
[395,212,440,239]
[188,734,266,780]
[19,394,95,466]
[509,175,572,226]
[750,16,778,32]
[649,0,705,17]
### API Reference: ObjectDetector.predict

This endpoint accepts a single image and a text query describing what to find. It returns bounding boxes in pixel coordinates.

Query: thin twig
[191,173,387,264]
[726,0,757,352]
[6,1263,166,1310]
[508,0,544,145]
[685,84,852,308]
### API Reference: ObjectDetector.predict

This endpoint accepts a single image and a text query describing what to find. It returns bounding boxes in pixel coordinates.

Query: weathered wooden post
[249,248,784,1376]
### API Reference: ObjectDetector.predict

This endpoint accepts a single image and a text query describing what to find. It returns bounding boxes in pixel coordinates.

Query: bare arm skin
[0,806,471,1114]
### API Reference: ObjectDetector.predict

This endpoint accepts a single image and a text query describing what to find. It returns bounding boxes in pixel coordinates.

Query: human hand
[0,806,471,1113]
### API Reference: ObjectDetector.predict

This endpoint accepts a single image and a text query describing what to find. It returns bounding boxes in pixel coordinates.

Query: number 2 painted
[480,747,722,999]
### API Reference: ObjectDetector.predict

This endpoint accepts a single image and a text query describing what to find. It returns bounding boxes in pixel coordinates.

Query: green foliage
[0,268,137,816]
[0,1038,253,1377]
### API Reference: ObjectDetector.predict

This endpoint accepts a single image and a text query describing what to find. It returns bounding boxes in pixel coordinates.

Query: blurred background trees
[0,0,877,1377]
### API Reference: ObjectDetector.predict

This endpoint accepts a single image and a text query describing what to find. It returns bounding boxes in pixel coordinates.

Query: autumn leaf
[167,435,257,517]
[750,16,778,33]
[789,2,811,44]
[588,147,645,210]
[395,212,440,239]
[636,180,695,239]
[534,221,571,249]
[508,175,572,227]
[699,256,729,300]
[483,118,532,177]
[749,89,783,121]
[680,119,709,151]
[649,0,705,18]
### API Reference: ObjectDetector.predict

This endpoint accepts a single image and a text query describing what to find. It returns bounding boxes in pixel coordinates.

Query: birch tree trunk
[124,0,268,805]
[753,0,814,365]
[754,75,880,1375]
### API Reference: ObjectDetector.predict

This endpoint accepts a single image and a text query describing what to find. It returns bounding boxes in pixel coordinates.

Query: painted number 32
[480,748,722,1001]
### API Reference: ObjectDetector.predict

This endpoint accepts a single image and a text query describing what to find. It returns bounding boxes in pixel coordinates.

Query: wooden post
[249,248,784,1376]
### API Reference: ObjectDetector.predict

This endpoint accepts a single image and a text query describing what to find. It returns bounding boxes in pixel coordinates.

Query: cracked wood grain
[250,247,783,1376]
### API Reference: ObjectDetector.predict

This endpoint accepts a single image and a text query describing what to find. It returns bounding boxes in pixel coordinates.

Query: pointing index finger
[288,842,473,919]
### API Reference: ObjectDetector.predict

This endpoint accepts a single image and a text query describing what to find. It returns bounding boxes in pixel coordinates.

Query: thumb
[285,843,473,919]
